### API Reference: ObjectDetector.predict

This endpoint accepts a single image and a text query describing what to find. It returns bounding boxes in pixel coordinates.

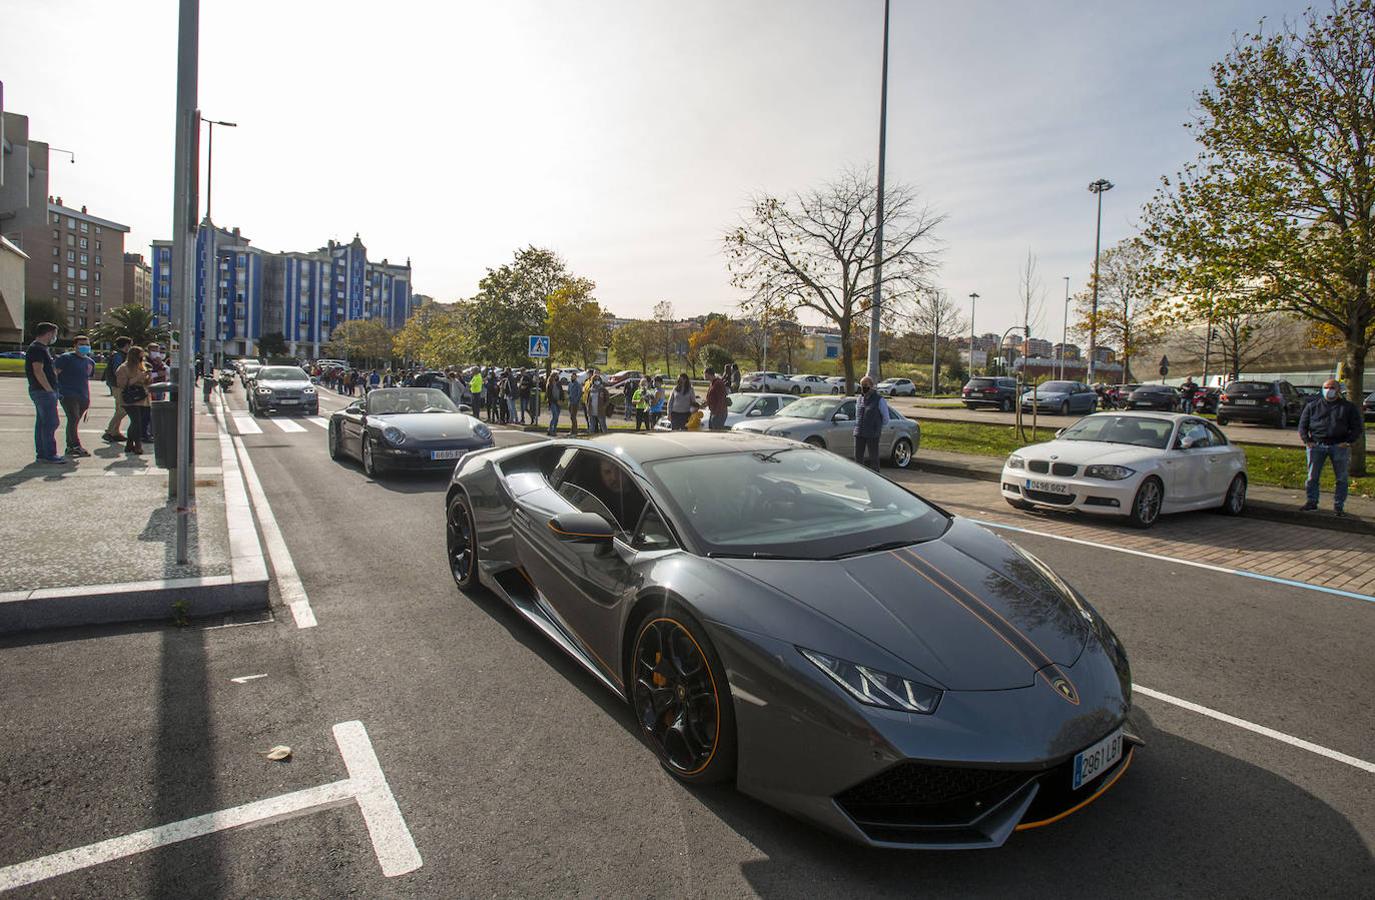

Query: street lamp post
[200,117,235,368]
[1060,275,1070,380]
[202,118,236,221]
[865,0,891,382]
[1086,178,1113,382]
[968,292,978,373]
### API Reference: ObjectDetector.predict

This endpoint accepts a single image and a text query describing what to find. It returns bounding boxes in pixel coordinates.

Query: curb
[909,456,1375,537]
[0,402,270,635]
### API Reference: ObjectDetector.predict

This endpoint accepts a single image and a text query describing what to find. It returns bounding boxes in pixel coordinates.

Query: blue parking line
[970,518,1375,606]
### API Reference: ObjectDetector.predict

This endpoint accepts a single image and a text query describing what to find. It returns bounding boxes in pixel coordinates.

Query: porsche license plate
[431,449,465,460]
[1072,728,1123,790]
[1025,478,1069,494]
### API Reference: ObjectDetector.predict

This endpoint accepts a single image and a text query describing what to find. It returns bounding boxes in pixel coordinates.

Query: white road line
[272,418,307,433]
[231,432,317,628]
[230,413,262,435]
[307,417,329,429]
[229,674,268,684]
[972,518,1375,605]
[1133,685,1375,774]
[0,780,356,891]
[333,721,424,877]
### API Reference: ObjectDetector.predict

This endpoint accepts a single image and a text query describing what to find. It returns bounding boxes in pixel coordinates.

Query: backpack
[104,351,124,385]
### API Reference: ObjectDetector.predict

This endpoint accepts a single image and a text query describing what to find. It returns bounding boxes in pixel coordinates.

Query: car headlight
[303,386,316,394]
[1084,464,1135,480]
[472,423,492,442]
[256,387,272,395]
[382,426,406,445]
[772,430,792,438]
[799,648,941,714]
[1006,454,1026,470]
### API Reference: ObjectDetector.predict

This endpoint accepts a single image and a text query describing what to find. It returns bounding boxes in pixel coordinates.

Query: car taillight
[1266,395,1282,404]
[1219,393,1230,403]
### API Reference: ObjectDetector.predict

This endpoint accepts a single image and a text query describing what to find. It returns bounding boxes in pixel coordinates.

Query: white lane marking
[212,397,270,585]
[230,431,318,628]
[333,721,424,877]
[0,781,355,891]
[230,673,268,684]
[230,413,262,435]
[272,418,307,433]
[1133,685,1375,774]
[971,518,1375,605]
[0,720,422,890]
[307,417,329,429]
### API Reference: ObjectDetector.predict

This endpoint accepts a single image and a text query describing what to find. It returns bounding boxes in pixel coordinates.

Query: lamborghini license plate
[431,449,465,460]
[1025,478,1069,494]
[1072,728,1123,790]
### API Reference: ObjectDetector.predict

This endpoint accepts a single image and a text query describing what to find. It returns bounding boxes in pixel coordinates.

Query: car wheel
[327,422,342,461]
[362,435,381,478]
[1128,477,1164,529]
[1059,401,1070,416]
[1217,415,1229,426]
[791,386,801,395]
[804,436,826,448]
[1000,398,1013,412]
[1006,497,1034,511]
[628,607,736,785]
[446,494,479,590]
[890,437,913,469]
[1220,474,1247,516]
[1277,409,1288,429]
[1090,399,1099,412]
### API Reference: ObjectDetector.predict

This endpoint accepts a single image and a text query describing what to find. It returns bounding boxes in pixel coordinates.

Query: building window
[67,217,76,229]
[51,228,59,239]
[66,283,75,295]
[52,280,59,290]
[95,225,102,234]
[79,238,88,250]
[66,266,75,278]
[94,255,102,266]
[51,262,59,273]
[95,287,101,296]
[67,235,74,247]
[51,212,61,225]
[80,286,88,296]
[79,269,88,281]
[52,247,58,256]
[95,240,101,250]
[80,253,88,265]
[80,222,89,233]
[67,250,74,261]
[94,271,101,282]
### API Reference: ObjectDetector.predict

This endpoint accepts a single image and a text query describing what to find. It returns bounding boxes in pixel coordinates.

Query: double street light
[1086,178,1113,382]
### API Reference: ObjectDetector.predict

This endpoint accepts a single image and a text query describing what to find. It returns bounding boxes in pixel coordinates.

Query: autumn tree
[545,278,605,367]
[610,320,657,372]
[325,319,394,365]
[724,167,942,389]
[907,289,968,392]
[468,247,570,364]
[1174,309,1293,382]
[393,300,471,368]
[1073,238,1166,383]
[1142,0,1374,473]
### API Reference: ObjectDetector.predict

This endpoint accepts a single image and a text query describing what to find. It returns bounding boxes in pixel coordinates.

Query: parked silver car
[731,394,919,468]
[656,391,798,431]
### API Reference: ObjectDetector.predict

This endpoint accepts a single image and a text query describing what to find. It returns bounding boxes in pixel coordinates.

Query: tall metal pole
[206,122,214,221]
[968,292,978,374]
[1060,275,1069,380]
[930,300,939,397]
[865,0,890,382]
[171,0,199,565]
[1086,178,1112,383]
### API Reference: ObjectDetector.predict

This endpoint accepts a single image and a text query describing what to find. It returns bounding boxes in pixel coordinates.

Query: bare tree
[652,300,677,374]
[1018,250,1046,360]
[1174,310,1292,383]
[725,167,943,390]
[1073,238,1165,382]
[907,289,968,393]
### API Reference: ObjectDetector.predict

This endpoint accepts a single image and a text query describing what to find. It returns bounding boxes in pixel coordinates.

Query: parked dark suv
[961,376,1018,411]
[1363,391,1375,422]
[1125,383,1181,412]
[1216,379,1304,428]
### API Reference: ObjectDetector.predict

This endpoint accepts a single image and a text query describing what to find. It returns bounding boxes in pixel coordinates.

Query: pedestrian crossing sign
[529,335,550,358]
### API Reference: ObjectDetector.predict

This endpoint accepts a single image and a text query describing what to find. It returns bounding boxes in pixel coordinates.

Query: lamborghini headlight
[382,425,406,445]
[799,648,941,714]
[1084,464,1135,480]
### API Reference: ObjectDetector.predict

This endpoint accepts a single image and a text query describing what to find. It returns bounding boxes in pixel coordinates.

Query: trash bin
[151,383,192,470]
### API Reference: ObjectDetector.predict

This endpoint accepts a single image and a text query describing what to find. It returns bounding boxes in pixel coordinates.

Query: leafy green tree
[1142,0,1374,472]
[88,304,172,348]
[325,319,394,365]
[698,343,733,373]
[469,247,569,364]
[610,319,657,372]
[24,296,68,340]
[257,331,288,356]
[545,278,605,366]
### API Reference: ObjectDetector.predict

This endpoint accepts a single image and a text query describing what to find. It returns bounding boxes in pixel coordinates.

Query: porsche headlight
[473,423,492,443]
[381,425,406,445]
[1006,454,1026,470]
[799,648,941,714]
[1084,464,1135,480]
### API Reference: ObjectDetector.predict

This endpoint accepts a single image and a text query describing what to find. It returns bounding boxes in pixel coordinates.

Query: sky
[2,0,1316,335]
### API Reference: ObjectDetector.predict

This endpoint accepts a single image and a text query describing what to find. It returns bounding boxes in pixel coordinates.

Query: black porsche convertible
[328,387,492,477]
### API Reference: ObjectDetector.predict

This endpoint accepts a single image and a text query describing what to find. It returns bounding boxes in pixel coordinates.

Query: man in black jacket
[1297,378,1365,516]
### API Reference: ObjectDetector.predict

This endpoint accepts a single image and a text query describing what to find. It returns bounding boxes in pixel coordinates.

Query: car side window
[1204,423,1228,446]
[557,451,646,534]
[631,505,676,551]
[839,400,856,419]
[887,407,903,421]
[756,396,779,415]
[1179,421,1210,448]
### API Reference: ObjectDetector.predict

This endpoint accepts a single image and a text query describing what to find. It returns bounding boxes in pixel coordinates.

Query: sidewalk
[0,380,268,633]
[909,447,1375,536]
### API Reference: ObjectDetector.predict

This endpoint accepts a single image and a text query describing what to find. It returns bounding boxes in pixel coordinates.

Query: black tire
[804,436,826,448]
[362,435,382,478]
[1059,400,1070,416]
[1217,415,1229,426]
[446,494,479,590]
[890,437,914,469]
[964,403,977,410]
[1006,497,1034,511]
[1127,477,1164,529]
[1000,397,1013,412]
[1219,474,1247,516]
[791,386,801,395]
[1277,409,1288,429]
[628,605,736,785]
[327,422,342,461]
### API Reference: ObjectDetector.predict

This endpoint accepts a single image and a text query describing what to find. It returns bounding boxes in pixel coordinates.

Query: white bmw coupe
[999,412,1248,528]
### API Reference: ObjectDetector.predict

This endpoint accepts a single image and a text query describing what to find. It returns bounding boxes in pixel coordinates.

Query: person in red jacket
[704,367,728,430]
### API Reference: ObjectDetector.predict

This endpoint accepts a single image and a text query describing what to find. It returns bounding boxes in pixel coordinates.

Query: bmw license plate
[1025,478,1069,494]
[1235,399,1257,405]
[431,449,465,460]
[278,398,298,404]
[1072,728,1123,790]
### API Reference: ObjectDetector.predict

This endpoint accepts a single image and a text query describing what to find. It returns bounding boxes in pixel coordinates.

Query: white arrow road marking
[0,720,421,890]
[229,674,268,684]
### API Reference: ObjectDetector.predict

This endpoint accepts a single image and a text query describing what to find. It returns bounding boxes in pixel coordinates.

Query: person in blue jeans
[25,322,65,464]
[1297,378,1365,517]
[853,375,890,470]
[53,334,96,457]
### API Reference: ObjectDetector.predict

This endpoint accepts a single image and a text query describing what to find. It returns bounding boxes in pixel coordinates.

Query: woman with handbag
[115,346,152,455]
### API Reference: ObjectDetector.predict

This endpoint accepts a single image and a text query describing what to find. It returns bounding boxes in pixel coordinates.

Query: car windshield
[1225,381,1272,393]
[968,378,997,388]
[367,388,458,415]
[1036,381,1076,393]
[1135,384,1172,393]
[778,396,840,420]
[725,394,756,413]
[643,447,948,558]
[257,367,307,381]
[1058,415,1174,449]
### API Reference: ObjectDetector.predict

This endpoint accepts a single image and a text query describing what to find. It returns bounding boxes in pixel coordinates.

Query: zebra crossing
[227,412,330,437]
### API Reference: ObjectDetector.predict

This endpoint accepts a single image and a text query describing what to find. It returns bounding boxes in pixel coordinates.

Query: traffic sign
[1159,354,1170,377]
[528,335,550,358]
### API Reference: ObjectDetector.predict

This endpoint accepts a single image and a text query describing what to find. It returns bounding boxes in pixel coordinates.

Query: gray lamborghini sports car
[444,432,1139,849]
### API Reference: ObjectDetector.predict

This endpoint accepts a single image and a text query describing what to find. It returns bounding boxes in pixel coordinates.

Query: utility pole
[202,118,236,221]
[930,299,939,397]
[866,0,891,381]
[1086,178,1113,382]
[968,292,978,374]
[171,0,199,565]
[1060,275,1069,380]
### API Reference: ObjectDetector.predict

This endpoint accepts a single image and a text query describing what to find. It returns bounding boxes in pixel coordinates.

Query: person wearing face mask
[54,334,96,458]
[1296,378,1364,517]
[853,375,890,471]
[25,321,66,464]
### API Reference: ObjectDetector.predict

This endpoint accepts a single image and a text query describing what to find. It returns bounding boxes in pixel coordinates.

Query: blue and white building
[151,225,417,359]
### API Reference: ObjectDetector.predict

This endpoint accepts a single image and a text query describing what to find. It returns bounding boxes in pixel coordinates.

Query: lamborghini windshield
[642,446,948,558]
